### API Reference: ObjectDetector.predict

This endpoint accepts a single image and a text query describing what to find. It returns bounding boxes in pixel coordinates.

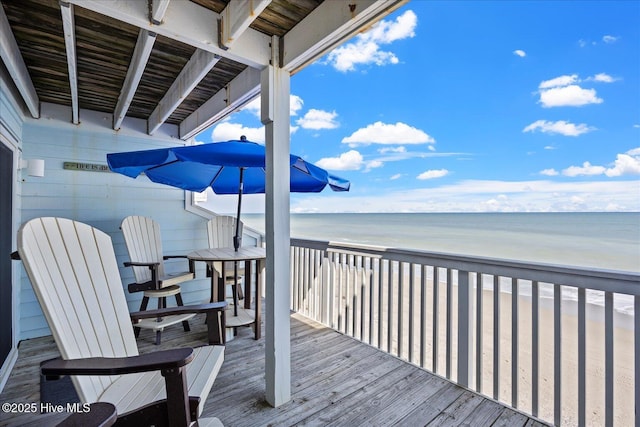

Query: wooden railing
[290,238,640,427]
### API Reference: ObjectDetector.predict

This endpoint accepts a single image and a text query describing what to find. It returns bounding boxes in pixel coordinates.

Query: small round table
[188,247,265,340]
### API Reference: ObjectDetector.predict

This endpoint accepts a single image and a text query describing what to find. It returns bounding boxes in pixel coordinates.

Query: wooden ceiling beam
[144,0,269,135]
[150,0,170,25]
[113,29,157,131]
[0,3,40,118]
[179,66,261,140]
[67,0,270,69]
[60,2,79,124]
[281,0,409,73]
[219,0,272,49]
[148,49,220,135]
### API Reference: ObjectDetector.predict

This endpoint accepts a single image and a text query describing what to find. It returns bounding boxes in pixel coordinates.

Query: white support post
[457,270,474,387]
[261,35,291,407]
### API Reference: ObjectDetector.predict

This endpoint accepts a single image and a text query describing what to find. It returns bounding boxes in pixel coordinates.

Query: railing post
[457,270,474,387]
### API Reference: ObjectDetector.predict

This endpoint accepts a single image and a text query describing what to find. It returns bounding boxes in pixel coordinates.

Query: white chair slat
[207,216,244,277]
[185,346,224,411]
[161,271,195,287]
[101,347,224,416]
[135,313,196,331]
[121,216,173,285]
[99,372,161,414]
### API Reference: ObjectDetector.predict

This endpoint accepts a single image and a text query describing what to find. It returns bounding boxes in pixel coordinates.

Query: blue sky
[195,0,640,213]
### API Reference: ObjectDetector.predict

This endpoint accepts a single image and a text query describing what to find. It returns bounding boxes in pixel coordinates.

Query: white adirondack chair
[206,216,245,299]
[121,215,196,344]
[207,216,260,338]
[17,217,226,426]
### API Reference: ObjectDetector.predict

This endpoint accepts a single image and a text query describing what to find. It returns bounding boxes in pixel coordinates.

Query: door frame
[0,132,20,392]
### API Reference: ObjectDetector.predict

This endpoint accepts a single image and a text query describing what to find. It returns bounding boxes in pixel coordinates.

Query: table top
[187,246,266,262]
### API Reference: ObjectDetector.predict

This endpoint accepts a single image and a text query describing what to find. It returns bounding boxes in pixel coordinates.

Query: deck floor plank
[0,312,548,427]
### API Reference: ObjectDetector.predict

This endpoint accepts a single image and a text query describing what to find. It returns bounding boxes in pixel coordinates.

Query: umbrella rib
[145,159,180,173]
[208,167,225,188]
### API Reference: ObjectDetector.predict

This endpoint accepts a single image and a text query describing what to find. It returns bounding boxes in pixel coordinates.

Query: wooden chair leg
[154,297,165,344]
[153,295,165,344]
[135,296,150,337]
[236,282,244,300]
[161,365,191,427]
[175,293,191,332]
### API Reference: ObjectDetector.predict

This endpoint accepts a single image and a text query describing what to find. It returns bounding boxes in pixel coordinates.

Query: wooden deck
[0,312,548,427]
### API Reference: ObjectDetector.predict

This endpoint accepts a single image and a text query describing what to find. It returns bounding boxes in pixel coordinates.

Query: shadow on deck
[0,312,548,426]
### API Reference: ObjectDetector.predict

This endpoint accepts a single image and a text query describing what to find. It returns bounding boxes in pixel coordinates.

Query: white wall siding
[17,111,212,340]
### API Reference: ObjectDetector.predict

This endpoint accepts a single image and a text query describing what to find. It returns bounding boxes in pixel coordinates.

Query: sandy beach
[326,267,635,427]
[476,291,635,426]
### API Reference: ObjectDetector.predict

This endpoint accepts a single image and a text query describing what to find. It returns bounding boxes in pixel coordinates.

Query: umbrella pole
[234,168,244,251]
[232,167,245,317]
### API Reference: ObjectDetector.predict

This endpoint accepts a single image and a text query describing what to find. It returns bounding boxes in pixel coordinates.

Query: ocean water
[241,212,640,315]
[242,212,639,272]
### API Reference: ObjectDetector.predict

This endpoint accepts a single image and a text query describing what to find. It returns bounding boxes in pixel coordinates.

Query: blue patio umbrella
[107,136,350,251]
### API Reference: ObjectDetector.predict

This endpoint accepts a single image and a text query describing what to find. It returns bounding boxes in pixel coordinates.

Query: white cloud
[242,94,304,117]
[316,150,364,171]
[296,109,339,130]
[325,10,417,72]
[540,169,559,176]
[417,169,449,180]
[523,120,595,136]
[366,9,417,43]
[605,152,640,177]
[290,95,304,116]
[539,74,579,89]
[242,97,261,115]
[390,173,403,180]
[560,148,640,178]
[588,73,617,83]
[578,36,618,48]
[562,161,606,177]
[316,150,386,172]
[288,180,640,213]
[343,121,434,147]
[379,146,407,154]
[513,49,526,57]
[365,160,384,172]
[210,120,300,142]
[211,122,266,143]
[537,74,617,107]
[539,85,603,107]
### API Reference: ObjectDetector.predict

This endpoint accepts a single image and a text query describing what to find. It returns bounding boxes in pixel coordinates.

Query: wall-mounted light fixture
[19,159,45,177]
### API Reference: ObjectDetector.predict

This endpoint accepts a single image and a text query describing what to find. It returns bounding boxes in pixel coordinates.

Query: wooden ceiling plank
[113,29,157,130]
[180,66,261,139]
[220,0,272,48]
[0,3,40,118]
[281,0,409,73]
[67,0,270,68]
[148,49,220,135]
[150,0,170,25]
[60,1,79,124]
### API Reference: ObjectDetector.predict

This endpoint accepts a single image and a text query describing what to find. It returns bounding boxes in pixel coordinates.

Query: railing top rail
[290,237,640,295]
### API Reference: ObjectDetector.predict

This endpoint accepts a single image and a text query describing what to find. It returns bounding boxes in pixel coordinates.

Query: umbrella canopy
[107,137,350,250]
[107,138,350,195]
